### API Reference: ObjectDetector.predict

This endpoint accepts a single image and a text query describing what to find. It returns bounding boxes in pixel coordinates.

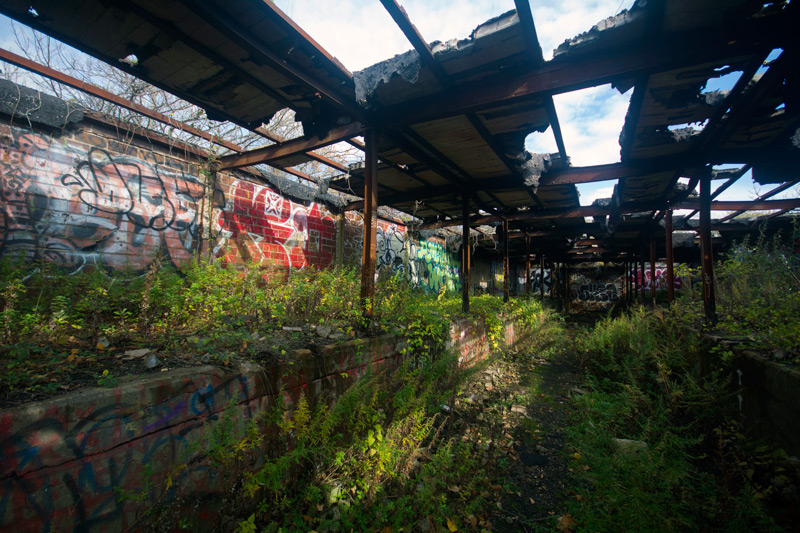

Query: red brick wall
[0,110,464,288]
[0,118,342,273]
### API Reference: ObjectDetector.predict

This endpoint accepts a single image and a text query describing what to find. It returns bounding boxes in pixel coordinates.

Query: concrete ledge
[736,350,800,455]
[0,318,518,532]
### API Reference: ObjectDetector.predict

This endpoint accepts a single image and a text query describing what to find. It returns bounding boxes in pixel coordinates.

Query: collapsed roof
[0,0,798,260]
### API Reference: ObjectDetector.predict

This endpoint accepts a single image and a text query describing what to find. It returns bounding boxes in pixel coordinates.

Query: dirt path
[451,324,585,531]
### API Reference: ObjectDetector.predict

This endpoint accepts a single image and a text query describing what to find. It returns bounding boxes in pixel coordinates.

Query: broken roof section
[344,7,577,249]
[1,0,798,262]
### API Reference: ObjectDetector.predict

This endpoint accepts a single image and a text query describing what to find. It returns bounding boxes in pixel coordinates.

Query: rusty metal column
[626,260,631,302]
[503,220,510,303]
[665,208,675,303]
[639,246,646,303]
[700,172,716,324]
[335,212,345,266]
[650,230,657,306]
[564,262,570,312]
[539,253,545,300]
[360,129,378,317]
[461,194,471,313]
[525,236,531,296]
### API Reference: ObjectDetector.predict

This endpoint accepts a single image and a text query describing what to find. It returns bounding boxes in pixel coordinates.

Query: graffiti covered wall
[0,119,342,273]
[342,213,463,293]
[0,318,519,532]
[630,265,684,292]
[0,123,214,272]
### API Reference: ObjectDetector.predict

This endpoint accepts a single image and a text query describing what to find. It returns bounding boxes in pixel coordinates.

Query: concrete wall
[737,351,800,456]
[0,79,472,292]
[0,318,519,532]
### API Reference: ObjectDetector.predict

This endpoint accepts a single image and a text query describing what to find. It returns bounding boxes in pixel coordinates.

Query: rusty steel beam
[503,220,510,303]
[700,173,716,324]
[420,197,800,230]
[218,122,363,170]
[462,194,471,313]
[665,209,675,303]
[650,230,657,306]
[0,47,244,153]
[256,128,349,173]
[718,179,800,222]
[360,130,379,316]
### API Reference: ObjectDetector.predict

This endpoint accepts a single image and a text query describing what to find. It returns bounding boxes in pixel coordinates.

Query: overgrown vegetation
[118,296,562,532]
[681,226,800,362]
[565,305,797,531]
[0,256,541,405]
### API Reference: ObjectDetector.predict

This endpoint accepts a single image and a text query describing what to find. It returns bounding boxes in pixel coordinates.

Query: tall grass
[713,230,800,353]
[566,307,778,531]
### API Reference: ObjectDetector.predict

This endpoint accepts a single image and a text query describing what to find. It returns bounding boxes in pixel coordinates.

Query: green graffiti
[412,239,461,293]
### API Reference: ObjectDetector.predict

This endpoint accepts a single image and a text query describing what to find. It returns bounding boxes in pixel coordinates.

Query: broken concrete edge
[0,78,84,128]
[552,3,645,59]
[0,317,520,481]
[353,9,520,108]
[698,330,800,454]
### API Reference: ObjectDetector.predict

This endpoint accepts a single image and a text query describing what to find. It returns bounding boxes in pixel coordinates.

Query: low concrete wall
[0,318,518,532]
[736,351,800,455]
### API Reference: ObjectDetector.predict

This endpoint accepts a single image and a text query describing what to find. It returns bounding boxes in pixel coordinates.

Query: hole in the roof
[551,84,632,166]
[27,6,39,16]
[524,127,558,155]
[702,70,743,94]
[757,48,783,75]
[576,182,617,207]
[120,54,139,67]
[775,102,786,111]
[668,119,708,133]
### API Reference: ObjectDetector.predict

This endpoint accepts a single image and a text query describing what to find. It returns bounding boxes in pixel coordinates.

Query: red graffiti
[219,179,336,270]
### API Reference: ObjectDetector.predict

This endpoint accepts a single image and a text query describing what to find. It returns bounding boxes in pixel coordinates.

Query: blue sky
[1,1,796,216]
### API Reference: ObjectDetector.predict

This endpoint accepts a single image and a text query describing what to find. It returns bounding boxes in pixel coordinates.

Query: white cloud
[272,0,634,71]
[553,85,632,166]
[578,184,616,206]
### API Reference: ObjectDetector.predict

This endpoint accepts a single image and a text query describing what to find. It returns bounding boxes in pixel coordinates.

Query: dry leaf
[67,354,76,362]
[446,517,458,532]
[556,514,578,532]
[468,514,477,528]
[572,452,581,461]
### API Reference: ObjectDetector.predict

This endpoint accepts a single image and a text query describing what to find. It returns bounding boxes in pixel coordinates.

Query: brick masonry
[0,318,520,532]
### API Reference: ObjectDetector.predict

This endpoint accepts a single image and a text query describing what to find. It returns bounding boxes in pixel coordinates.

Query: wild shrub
[567,306,777,531]
[714,230,800,354]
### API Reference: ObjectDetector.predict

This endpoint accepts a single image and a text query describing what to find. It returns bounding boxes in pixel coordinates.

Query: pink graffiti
[630,268,683,290]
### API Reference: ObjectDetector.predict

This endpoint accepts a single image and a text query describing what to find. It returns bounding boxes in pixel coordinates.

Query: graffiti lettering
[577,282,620,302]
[0,126,216,272]
[0,374,252,531]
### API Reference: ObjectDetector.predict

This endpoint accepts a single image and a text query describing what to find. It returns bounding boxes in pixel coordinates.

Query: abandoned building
[0,0,798,530]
